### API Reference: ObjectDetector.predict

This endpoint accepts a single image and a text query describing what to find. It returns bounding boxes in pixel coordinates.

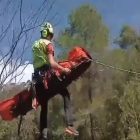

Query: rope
[90,59,140,75]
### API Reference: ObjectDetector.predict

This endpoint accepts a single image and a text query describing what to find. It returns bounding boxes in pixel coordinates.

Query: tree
[56,4,109,140]
[0,0,58,89]
[56,4,108,54]
[114,25,140,51]
[114,25,140,78]
[99,25,140,140]
[0,0,59,139]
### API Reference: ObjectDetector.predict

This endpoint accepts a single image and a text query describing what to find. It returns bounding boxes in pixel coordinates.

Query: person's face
[46,36,51,41]
[47,33,54,41]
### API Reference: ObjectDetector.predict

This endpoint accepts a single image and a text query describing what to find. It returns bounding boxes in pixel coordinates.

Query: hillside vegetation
[1,4,140,140]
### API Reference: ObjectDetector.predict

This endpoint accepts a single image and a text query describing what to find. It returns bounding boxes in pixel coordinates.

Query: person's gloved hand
[62,67,71,75]
[32,98,39,110]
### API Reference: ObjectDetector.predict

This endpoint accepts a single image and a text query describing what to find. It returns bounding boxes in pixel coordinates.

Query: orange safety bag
[0,89,33,121]
[0,46,92,121]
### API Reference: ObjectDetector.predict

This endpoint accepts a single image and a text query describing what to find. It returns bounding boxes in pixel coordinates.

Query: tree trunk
[88,70,96,140]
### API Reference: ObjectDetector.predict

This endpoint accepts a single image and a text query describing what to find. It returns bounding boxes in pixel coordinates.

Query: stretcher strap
[18,115,23,137]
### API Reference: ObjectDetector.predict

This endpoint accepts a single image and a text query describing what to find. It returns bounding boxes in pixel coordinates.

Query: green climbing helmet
[40,22,54,38]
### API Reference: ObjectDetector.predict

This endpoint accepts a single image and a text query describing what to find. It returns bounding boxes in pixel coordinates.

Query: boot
[38,135,47,140]
[38,136,47,140]
[38,128,47,140]
[65,126,79,136]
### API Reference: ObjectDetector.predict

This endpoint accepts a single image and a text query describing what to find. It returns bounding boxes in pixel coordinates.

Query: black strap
[17,82,33,137]
[18,115,23,137]
[69,61,75,69]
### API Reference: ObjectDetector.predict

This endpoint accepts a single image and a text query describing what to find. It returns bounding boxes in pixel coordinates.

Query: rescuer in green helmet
[32,22,79,140]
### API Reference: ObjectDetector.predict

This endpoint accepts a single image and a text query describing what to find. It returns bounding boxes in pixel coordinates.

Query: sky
[0,0,140,83]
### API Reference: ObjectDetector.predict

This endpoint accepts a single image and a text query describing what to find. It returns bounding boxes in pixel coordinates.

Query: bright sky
[0,0,140,83]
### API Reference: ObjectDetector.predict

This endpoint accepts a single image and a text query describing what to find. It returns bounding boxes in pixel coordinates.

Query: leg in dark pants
[60,89,79,135]
[36,85,79,139]
[60,88,73,126]
[40,102,48,137]
[35,83,49,139]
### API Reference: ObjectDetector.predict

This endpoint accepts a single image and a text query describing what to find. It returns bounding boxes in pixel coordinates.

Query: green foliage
[56,4,109,55]
[114,25,140,50]
[1,3,140,140]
